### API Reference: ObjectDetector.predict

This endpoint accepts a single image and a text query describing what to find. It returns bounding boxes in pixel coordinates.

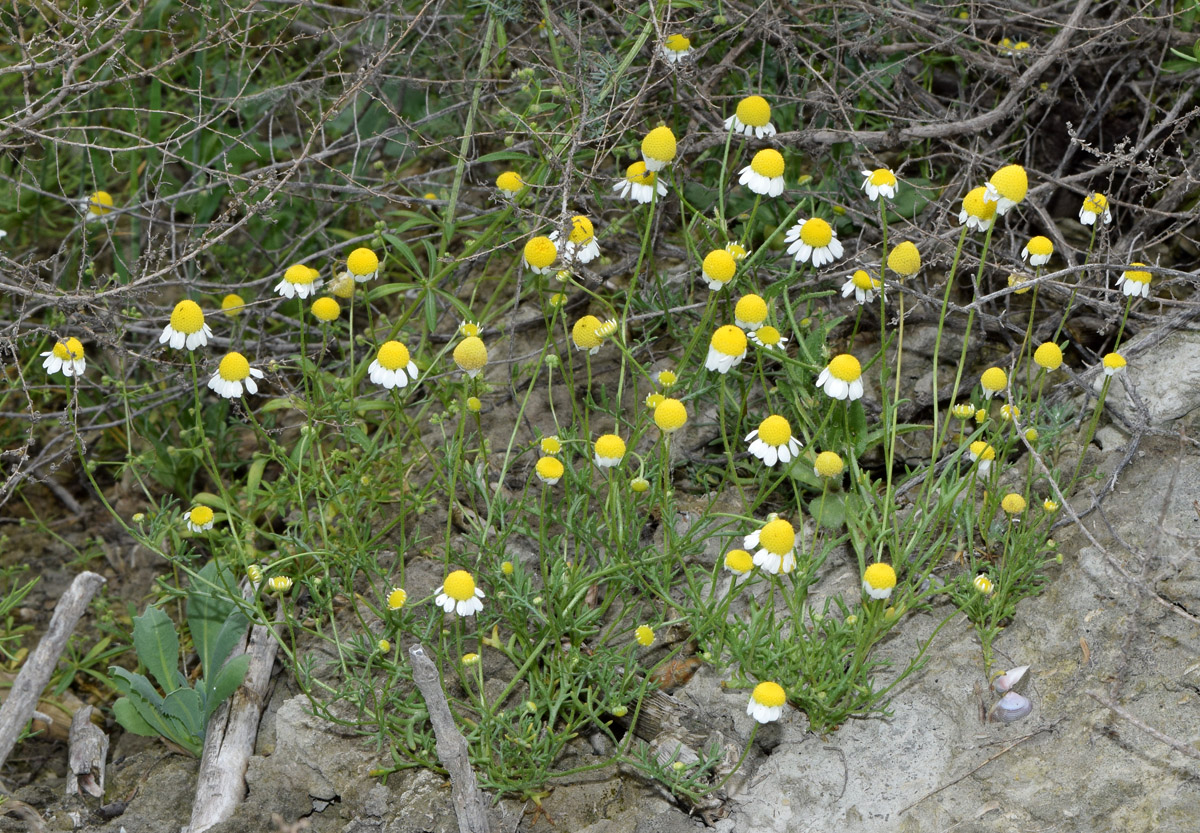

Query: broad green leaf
[112,696,159,738]
[186,563,240,684]
[161,687,204,741]
[132,607,180,694]
[203,654,250,724]
[807,494,847,529]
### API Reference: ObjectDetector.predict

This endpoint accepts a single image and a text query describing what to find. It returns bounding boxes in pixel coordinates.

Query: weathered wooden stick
[184,603,280,833]
[409,643,490,833]
[0,571,105,770]
[67,704,108,798]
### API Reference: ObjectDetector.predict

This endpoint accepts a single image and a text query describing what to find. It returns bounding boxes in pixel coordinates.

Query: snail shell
[989,691,1033,723]
[991,665,1030,694]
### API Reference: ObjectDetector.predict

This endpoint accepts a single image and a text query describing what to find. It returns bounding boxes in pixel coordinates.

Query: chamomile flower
[329,273,355,298]
[159,300,212,351]
[387,587,407,610]
[661,34,693,63]
[1044,499,1059,512]
[1102,352,1127,376]
[208,352,264,398]
[701,249,737,290]
[745,414,802,467]
[861,168,897,201]
[973,574,994,595]
[613,161,668,204]
[1000,404,1021,422]
[862,562,897,600]
[734,294,768,330]
[816,354,864,401]
[540,435,562,455]
[1079,192,1112,226]
[747,681,786,724]
[655,369,678,388]
[745,517,796,575]
[535,456,565,485]
[814,451,844,479]
[347,248,379,282]
[641,126,677,172]
[435,570,485,617]
[368,341,419,389]
[750,326,787,351]
[724,549,753,576]
[1001,493,1027,515]
[705,325,748,373]
[41,337,86,378]
[738,149,786,197]
[1022,235,1053,266]
[268,575,293,593]
[725,242,749,261]
[645,392,665,410]
[653,398,688,433]
[523,236,558,274]
[275,263,322,299]
[572,315,603,354]
[968,440,997,474]
[186,506,214,532]
[466,397,482,412]
[550,215,601,264]
[1033,342,1063,371]
[496,171,525,197]
[887,241,921,277]
[841,270,881,305]
[453,336,488,378]
[952,402,976,419]
[980,367,1007,399]
[784,217,844,268]
[1008,273,1032,295]
[984,164,1028,215]
[725,95,776,138]
[459,320,482,337]
[81,190,115,223]
[958,186,998,232]
[311,297,341,322]
[635,624,656,646]
[1116,263,1152,298]
[630,477,650,493]
[221,294,245,315]
[594,434,626,468]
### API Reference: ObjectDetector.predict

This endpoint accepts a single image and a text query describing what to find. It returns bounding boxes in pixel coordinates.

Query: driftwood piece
[67,704,108,798]
[0,571,105,770]
[185,601,280,833]
[409,643,490,833]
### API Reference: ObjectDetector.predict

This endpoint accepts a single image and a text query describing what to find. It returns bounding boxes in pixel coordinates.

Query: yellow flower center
[980,367,1007,391]
[759,518,795,554]
[624,161,657,184]
[347,248,379,276]
[453,336,488,371]
[524,236,557,269]
[88,191,114,214]
[710,325,747,357]
[962,186,997,219]
[755,325,782,346]
[1083,192,1108,212]
[664,34,690,52]
[725,242,748,260]
[1123,263,1151,284]
[757,415,792,446]
[443,570,477,601]
[496,171,525,193]
[654,398,688,432]
[725,549,753,573]
[736,95,771,127]
[814,451,844,477]
[635,625,655,646]
[221,294,244,315]
[1033,342,1063,370]
[645,392,665,409]
[218,352,251,382]
[387,588,407,609]
[568,215,594,244]
[656,370,677,388]
[735,294,767,324]
[536,456,564,480]
[989,164,1028,202]
[466,396,482,412]
[641,126,677,162]
[799,218,833,247]
[284,263,316,285]
[703,249,736,282]
[1026,235,1052,256]
[750,149,785,178]
[572,315,602,349]
[969,440,996,461]
[168,300,205,334]
[752,681,786,707]
[851,270,879,290]
[868,168,896,187]
[540,436,562,454]
[595,433,626,460]
[827,354,862,382]
[1001,493,1027,514]
[376,341,411,371]
[53,337,84,360]
[1103,353,1126,371]
[887,241,921,276]
[311,297,340,321]
[863,562,897,591]
[189,506,214,525]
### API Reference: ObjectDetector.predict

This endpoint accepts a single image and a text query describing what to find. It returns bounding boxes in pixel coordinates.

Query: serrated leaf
[132,607,180,694]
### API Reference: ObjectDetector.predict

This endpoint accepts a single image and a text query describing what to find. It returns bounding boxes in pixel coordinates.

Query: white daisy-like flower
[661,34,693,63]
[613,161,668,204]
[208,352,264,399]
[958,186,998,232]
[745,415,802,467]
[80,191,115,224]
[1079,192,1112,226]
[983,164,1027,216]
[747,681,786,724]
[159,300,213,351]
[841,270,881,305]
[861,168,897,201]
[435,570,485,617]
[725,95,776,138]
[816,354,864,401]
[744,517,797,575]
[1021,235,1053,267]
[738,149,786,197]
[1115,263,1151,298]
[41,337,87,378]
[784,217,844,268]
[704,325,748,374]
[368,341,419,390]
[275,263,322,299]
[749,325,787,351]
[549,215,601,264]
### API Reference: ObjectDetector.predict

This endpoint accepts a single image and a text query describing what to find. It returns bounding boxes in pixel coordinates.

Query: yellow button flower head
[745,517,796,574]
[460,651,479,665]
[208,351,264,398]
[436,569,485,617]
[705,325,748,373]
[655,369,678,388]
[368,340,419,390]
[816,354,863,401]
[724,549,754,575]
[1044,499,1059,512]
[496,171,525,197]
[466,396,482,412]
[221,293,245,316]
[160,300,212,351]
[958,186,998,232]
[645,392,665,410]
[550,215,601,265]
[641,126,677,172]
[980,367,1007,399]
[311,297,341,322]
[814,451,844,478]
[973,574,994,595]
[523,235,558,274]
[785,217,844,268]
[1116,263,1151,298]
[329,272,356,299]
[246,565,263,585]
[725,241,749,261]
[633,625,655,648]
[1008,273,1031,295]
[968,440,997,474]
[186,505,214,532]
[81,190,115,222]
[750,325,787,351]
[975,408,987,424]
[1033,342,1063,371]
[459,320,482,338]
[275,263,323,299]
[1024,427,1039,442]
[387,587,407,610]
[1000,403,1020,422]
[347,248,380,282]
[453,336,488,378]
[863,562,897,600]
[951,402,975,419]
[41,337,86,378]
[739,149,786,197]
[1001,493,1027,515]
[268,575,293,593]
[1079,192,1112,226]
[653,398,688,433]
[734,294,768,330]
[726,95,776,138]
[887,241,921,277]
[613,161,668,203]
[984,164,1027,215]
[630,476,650,493]
[701,249,737,290]
[547,292,567,309]
[841,269,881,305]
[540,435,562,455]
[747,681,786,724]
[1102,352,1126,377]
[535,456,565,485]
[572,315,603,355]
[378,639,392,653]
[594,433,626,468]
[745,414,802,466]
[661,34,693,63]
[861,168,897,202]
[1022,235,1053,266]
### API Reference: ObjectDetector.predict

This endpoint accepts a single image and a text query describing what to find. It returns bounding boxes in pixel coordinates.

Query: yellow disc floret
[568,215,594,244]
[814,451,844,478]
[387,587,407,610]
[170,300,205,334]
[1033,342,1063,370]
[887,241,921,276]
[536,456,565,482]
[641,126,677,164]
[53,337,85,361]
[736,96,771,127]
[654,398,688,432]
[750,149,785,178]
[311,297,340,322]
[188,506,214,526]
[376,341,411,371]
[594,433,626,461]
[1001,493,1027,514]
[827,354,862,382]
[757,415,792,446]
[725,549,753,574]
[453,336,488,374]
[752,681,786,708]
[496,171,525,194]
[799,217,833,247]
[347,248,379,277]
[443,570,477,601]
[572,315,602,350]
[703,249,737,283]
[863,562,897,592]
[969,440,996,461]
[524,236,557,269]
[284,264,316,285]
[735,294,767,327]
[221,294,244,315]
[989,164,1028,203]
[711,324,747,357]
[758,518,795,554]
[980,367,1007,393]
[87,190,114,215]
[218,352,251,382]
